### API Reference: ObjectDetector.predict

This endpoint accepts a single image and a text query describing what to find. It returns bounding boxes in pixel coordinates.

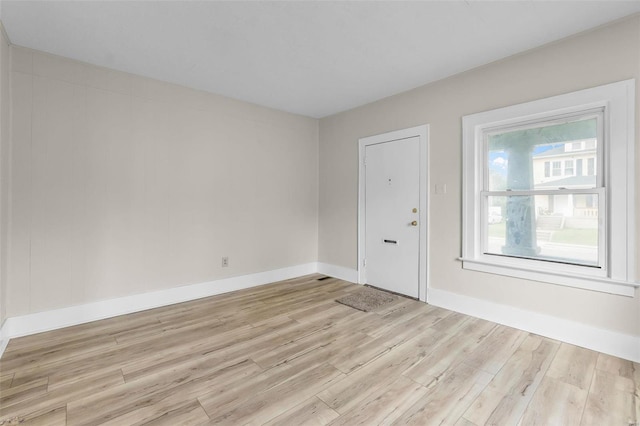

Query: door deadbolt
[412,208,418,213]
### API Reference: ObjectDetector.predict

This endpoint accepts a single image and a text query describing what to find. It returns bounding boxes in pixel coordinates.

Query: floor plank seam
[579,355,599,426]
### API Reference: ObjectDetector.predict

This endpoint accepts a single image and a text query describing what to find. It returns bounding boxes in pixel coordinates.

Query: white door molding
[358,125,429,301]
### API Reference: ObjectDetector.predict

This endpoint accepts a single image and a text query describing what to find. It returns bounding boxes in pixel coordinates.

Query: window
[484,112,602,267]
[564,159,574,176]
[462,80,636,296]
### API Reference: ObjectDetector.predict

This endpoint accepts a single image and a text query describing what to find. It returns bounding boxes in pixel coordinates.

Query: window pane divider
[482,188,604,197]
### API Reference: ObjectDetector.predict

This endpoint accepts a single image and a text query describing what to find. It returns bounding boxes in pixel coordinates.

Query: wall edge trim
[0,262,318,357]
[317,262,358,283]
[0,323,8,359]
[2,264,636,363]
[427,287,640,363]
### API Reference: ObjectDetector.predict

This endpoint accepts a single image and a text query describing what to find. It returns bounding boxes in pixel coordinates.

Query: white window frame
[462,79,636,296]
[480,109,606,272]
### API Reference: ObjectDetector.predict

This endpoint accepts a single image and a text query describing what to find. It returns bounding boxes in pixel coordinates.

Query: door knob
[411,221,418,226]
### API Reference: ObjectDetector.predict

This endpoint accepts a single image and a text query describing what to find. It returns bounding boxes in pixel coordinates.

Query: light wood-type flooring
[1,274,638,425]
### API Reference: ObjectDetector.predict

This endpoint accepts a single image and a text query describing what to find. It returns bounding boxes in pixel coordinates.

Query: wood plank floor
[0,274,638,425]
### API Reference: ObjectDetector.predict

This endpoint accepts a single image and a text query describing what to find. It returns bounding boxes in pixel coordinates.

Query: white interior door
[364,136,420,298]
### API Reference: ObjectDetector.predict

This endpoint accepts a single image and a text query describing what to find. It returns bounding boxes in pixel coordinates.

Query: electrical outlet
[222,256,229,267]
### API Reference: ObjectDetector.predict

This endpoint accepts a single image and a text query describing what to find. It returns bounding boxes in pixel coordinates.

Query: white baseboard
[3,263,637,364]
[427,287,640,363]
[317,262,358,283]
[0,262,317,357]
[0,324,8,360]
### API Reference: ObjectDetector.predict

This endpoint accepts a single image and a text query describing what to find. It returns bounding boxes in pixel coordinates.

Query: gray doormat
[336,286,398,312]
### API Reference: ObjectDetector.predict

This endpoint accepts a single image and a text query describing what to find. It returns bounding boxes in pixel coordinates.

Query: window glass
[483,114,602,268]
[487,117,598,190]
[485,195,599,266]
[564,160,574,176]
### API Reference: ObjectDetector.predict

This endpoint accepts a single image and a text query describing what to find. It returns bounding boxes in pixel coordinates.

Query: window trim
[462,79,636,297]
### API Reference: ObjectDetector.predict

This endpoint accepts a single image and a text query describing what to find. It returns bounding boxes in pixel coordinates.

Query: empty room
[0,1,639,425]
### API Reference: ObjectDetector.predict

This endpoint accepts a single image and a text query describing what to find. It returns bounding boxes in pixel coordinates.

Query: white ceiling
[2,1,640,118]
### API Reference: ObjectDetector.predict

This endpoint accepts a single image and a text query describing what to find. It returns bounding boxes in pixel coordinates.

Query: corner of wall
[0,18,11,331]
[0,319,8,358]
[0,21,9,46]
[316,262,358,283]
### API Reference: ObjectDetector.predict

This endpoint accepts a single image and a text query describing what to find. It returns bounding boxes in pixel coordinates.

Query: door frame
[357,125,429,302]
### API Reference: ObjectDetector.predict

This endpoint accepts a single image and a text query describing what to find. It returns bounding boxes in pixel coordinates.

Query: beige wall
[319,16,640,336]
[4,14,640,342]
[7,46,319,317]
[0,23,10,325]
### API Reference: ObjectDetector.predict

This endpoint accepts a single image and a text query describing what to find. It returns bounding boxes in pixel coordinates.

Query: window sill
[458,257,637,297]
